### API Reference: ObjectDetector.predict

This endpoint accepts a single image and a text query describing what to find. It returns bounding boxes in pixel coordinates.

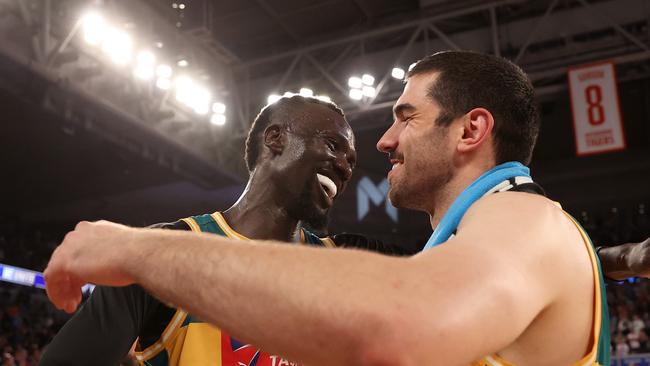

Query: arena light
[174,76,194,104]
[177,59,189,67]
[362,86,376,97]
[133,50,156,80]
[361,74,375,86]
[210,114,226,126]
[81,12,108,46]
[391,67,405,80]
[212,102,226,114]
[194,103,210,115]
[101,28,133,65]
[348,73,375,100]
[349,88,363,100]
[174,76,212,115]
[299,88,314,97]
[348,76,362,89]
[267,94,281,104]
[156,64,173,78]
[156,77,171,90]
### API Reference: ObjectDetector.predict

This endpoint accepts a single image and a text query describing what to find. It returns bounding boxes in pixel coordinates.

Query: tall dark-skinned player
[41,95,374,366]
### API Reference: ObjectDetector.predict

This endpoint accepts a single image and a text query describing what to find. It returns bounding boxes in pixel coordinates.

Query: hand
[44,220,138,313]
[628,237,650,278]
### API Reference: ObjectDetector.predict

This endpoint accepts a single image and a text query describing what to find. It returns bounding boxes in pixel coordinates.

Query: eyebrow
[393,103,416,119]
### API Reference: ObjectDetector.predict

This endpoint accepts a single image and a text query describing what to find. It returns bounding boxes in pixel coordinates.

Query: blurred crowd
[609,279,650,357]
[0,283,69,366]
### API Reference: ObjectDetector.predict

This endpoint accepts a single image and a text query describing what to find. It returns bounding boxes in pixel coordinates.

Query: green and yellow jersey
[134,212,332,366]
[470,211,610,366]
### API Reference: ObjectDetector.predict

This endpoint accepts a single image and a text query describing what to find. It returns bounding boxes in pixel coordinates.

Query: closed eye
[325,138,338,151]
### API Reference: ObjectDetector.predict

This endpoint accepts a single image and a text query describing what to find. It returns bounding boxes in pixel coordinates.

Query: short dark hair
[408,50,539,165]
[244,95,345,172]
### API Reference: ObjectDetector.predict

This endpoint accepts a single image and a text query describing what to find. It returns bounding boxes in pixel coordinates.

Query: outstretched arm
[44,194,565,366]
[598,238,650,280]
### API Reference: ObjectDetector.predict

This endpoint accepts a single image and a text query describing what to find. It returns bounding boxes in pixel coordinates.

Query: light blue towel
[423,161,531,251]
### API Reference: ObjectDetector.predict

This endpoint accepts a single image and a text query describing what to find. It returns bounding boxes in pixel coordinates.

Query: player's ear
[457,107,494,154]
[263,124,286,156]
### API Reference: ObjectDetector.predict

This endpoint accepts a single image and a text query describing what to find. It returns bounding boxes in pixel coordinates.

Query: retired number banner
[568,61,626,156]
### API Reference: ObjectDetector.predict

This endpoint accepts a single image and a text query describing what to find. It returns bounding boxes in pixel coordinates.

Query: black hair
[408,50,540,165]
[244,95,345,172]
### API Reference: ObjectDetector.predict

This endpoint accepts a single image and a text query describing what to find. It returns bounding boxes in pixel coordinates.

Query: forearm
[598,244,634,280]
[599,239,650,280]
[125,228,410,365]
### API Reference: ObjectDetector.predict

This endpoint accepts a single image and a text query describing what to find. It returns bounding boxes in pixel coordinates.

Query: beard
[388,152,453,212]
[286,179,329,231]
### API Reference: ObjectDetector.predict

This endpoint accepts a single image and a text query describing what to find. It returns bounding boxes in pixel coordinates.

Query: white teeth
[317,174,337,198]
[392,162,402,170]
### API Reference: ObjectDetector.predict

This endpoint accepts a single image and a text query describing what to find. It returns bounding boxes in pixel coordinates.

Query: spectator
[632,314,646,333]
[615,332,631,357]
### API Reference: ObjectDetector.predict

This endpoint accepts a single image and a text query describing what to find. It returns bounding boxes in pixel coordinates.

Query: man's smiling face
[279,102,357,229]
[376,72,455,212]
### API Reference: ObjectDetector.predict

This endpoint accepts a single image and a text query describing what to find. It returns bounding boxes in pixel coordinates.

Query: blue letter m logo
[357,177,398,223]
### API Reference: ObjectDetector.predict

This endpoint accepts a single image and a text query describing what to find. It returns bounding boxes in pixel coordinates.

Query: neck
[427,161,494,230]
[221,169,300,242]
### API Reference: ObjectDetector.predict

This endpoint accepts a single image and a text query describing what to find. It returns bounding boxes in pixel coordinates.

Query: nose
[376,121,400,153]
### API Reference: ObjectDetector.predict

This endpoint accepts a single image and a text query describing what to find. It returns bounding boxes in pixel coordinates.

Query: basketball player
[40,95,397,365]
[46,51,649,365]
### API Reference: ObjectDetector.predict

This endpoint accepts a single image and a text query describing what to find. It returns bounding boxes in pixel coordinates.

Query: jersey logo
[231,338,261,366]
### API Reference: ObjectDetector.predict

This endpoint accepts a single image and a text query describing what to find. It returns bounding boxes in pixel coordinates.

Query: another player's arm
[39,285,151,366]
[41,221,187,366]
[46,193,564,365]
[598,238,650,280]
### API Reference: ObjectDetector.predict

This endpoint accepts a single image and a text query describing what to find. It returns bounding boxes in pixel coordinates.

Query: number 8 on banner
[568,61,626,156]
[585,85,604,126]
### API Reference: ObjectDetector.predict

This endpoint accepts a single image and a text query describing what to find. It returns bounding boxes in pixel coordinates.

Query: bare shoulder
[463,191,559,222]
[457,192,581,255]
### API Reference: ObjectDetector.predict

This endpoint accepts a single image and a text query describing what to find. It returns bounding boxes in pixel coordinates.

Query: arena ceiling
[1,0,649,229]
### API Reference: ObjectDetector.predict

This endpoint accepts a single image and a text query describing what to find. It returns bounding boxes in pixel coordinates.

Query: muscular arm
[45,193,571,365]
[598,238,650,280]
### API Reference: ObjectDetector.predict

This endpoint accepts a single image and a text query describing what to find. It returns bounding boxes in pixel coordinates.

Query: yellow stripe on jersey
[319,236,336,248]
[180,217,201,232]
[563,212,603,366]
[211,212,249,240]
[135,308,188,362]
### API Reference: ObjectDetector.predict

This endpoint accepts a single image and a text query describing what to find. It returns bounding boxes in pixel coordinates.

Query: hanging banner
[568,61,626,156]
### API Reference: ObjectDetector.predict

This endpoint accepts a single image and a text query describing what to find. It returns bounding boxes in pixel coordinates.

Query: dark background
[1,0,649,258]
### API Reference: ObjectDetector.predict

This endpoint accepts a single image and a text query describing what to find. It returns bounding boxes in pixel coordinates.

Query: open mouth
[317,173,338,199]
